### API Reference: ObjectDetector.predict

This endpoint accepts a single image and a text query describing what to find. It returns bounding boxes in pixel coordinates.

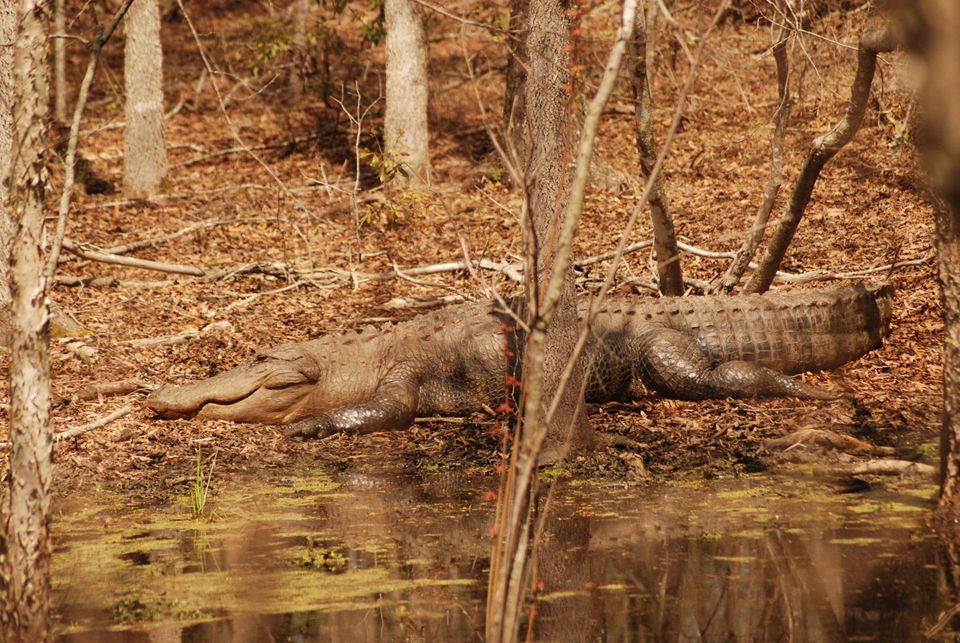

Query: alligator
[146,283,892,439]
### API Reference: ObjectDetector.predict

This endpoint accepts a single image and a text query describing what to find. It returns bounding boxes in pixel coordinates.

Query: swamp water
[53,464,954,642]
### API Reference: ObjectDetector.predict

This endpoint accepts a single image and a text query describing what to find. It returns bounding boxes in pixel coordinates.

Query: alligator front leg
[633,327,839,400]
[284,377,420,438]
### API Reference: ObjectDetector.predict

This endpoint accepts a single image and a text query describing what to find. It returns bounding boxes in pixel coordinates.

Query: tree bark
[53,0,65,122]
[384,0,430,186]
[506,0,591,464]
[935,198,960,516]
[2,1,54,640]
[629,6,683,296]
[289,0,308,104]
[0,0,15,345]
[887,0,960,515]
[123,0,167,197]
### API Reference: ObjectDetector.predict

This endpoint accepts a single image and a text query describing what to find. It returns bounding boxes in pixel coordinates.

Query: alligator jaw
[146,357,320,424]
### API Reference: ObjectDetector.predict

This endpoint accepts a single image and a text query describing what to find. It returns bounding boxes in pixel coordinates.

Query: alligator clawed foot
[283,417,334,439]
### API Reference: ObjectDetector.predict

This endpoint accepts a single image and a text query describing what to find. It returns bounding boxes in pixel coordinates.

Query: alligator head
[146,344,323,424]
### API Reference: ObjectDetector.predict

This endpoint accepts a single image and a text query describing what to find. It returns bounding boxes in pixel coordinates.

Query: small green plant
[539,466,571,482]
[294,545,348,571]
[190,445,218,520]
[486,165,505,183]
[358,186,429,228]
[114,596,160,623]
[359,148,409,184]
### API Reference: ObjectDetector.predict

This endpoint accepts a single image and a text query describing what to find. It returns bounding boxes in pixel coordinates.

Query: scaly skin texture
[147,283,892,438]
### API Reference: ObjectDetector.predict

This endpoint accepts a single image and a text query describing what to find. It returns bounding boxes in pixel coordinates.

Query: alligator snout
[146,348,321,424]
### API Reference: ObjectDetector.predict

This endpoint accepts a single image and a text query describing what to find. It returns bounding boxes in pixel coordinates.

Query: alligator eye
[263,370,312,389]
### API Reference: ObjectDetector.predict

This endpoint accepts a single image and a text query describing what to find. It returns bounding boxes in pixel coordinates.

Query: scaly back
[589,283,892,374]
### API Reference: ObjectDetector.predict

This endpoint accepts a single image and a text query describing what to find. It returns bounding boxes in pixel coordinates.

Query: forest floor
[0,2,941,496]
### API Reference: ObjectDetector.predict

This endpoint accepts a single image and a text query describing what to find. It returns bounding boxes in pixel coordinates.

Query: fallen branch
[927,603,960,639]
[579,239,928,283]
[54,404,134,442]
[59,217,274,267]
[172,130,327,169]
[770,254,933,282]
[55,275,175,289]
[576,241,653,267]
[216,281,304,315]
[93,218,232,257]
[58,240,927,299]
[381,294,466,310]
[62,379,154,405]
[847,459,937,477]
[764,428,894,456]
[61,238,205,276]
[123,321,232,348]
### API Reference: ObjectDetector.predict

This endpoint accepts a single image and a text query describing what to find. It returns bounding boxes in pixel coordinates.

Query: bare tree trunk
[53,0,65,122]
[0,0,15,346]
[935,196,960,516]
[289,0,308,105]
[887,0,960,515]
[629,6,683,295]
[506,0,591,463]
[744,26,896,294]
[487,1,583,639]
[384,0,430,186]
[123,0,167,197]
[2,1,54,640]
[486,4,640,641]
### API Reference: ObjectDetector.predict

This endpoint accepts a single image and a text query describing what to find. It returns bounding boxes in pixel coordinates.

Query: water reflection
[52,466,950,641]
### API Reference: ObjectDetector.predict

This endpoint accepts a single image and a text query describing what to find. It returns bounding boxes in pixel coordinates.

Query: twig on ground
[59,218,241,265]
[65,379,154,404]
[172,130,327,169]
[390,259,475,298]
[54,404,134,442]
[764,428,894,456]
[76,181,347,211]
[846,459,937,477]
[123,321,232,348]
[95,219,231,256]
[55,275,176,289]
[927,603,960,639]
[771,254,933,282]
[61,238,205,276]
[576,241,653,267]
[381,294,466,310]
[412,416,491,425]
[216,281,304,315]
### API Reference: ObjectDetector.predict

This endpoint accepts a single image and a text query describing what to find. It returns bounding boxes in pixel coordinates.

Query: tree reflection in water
[54,468,947,642]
